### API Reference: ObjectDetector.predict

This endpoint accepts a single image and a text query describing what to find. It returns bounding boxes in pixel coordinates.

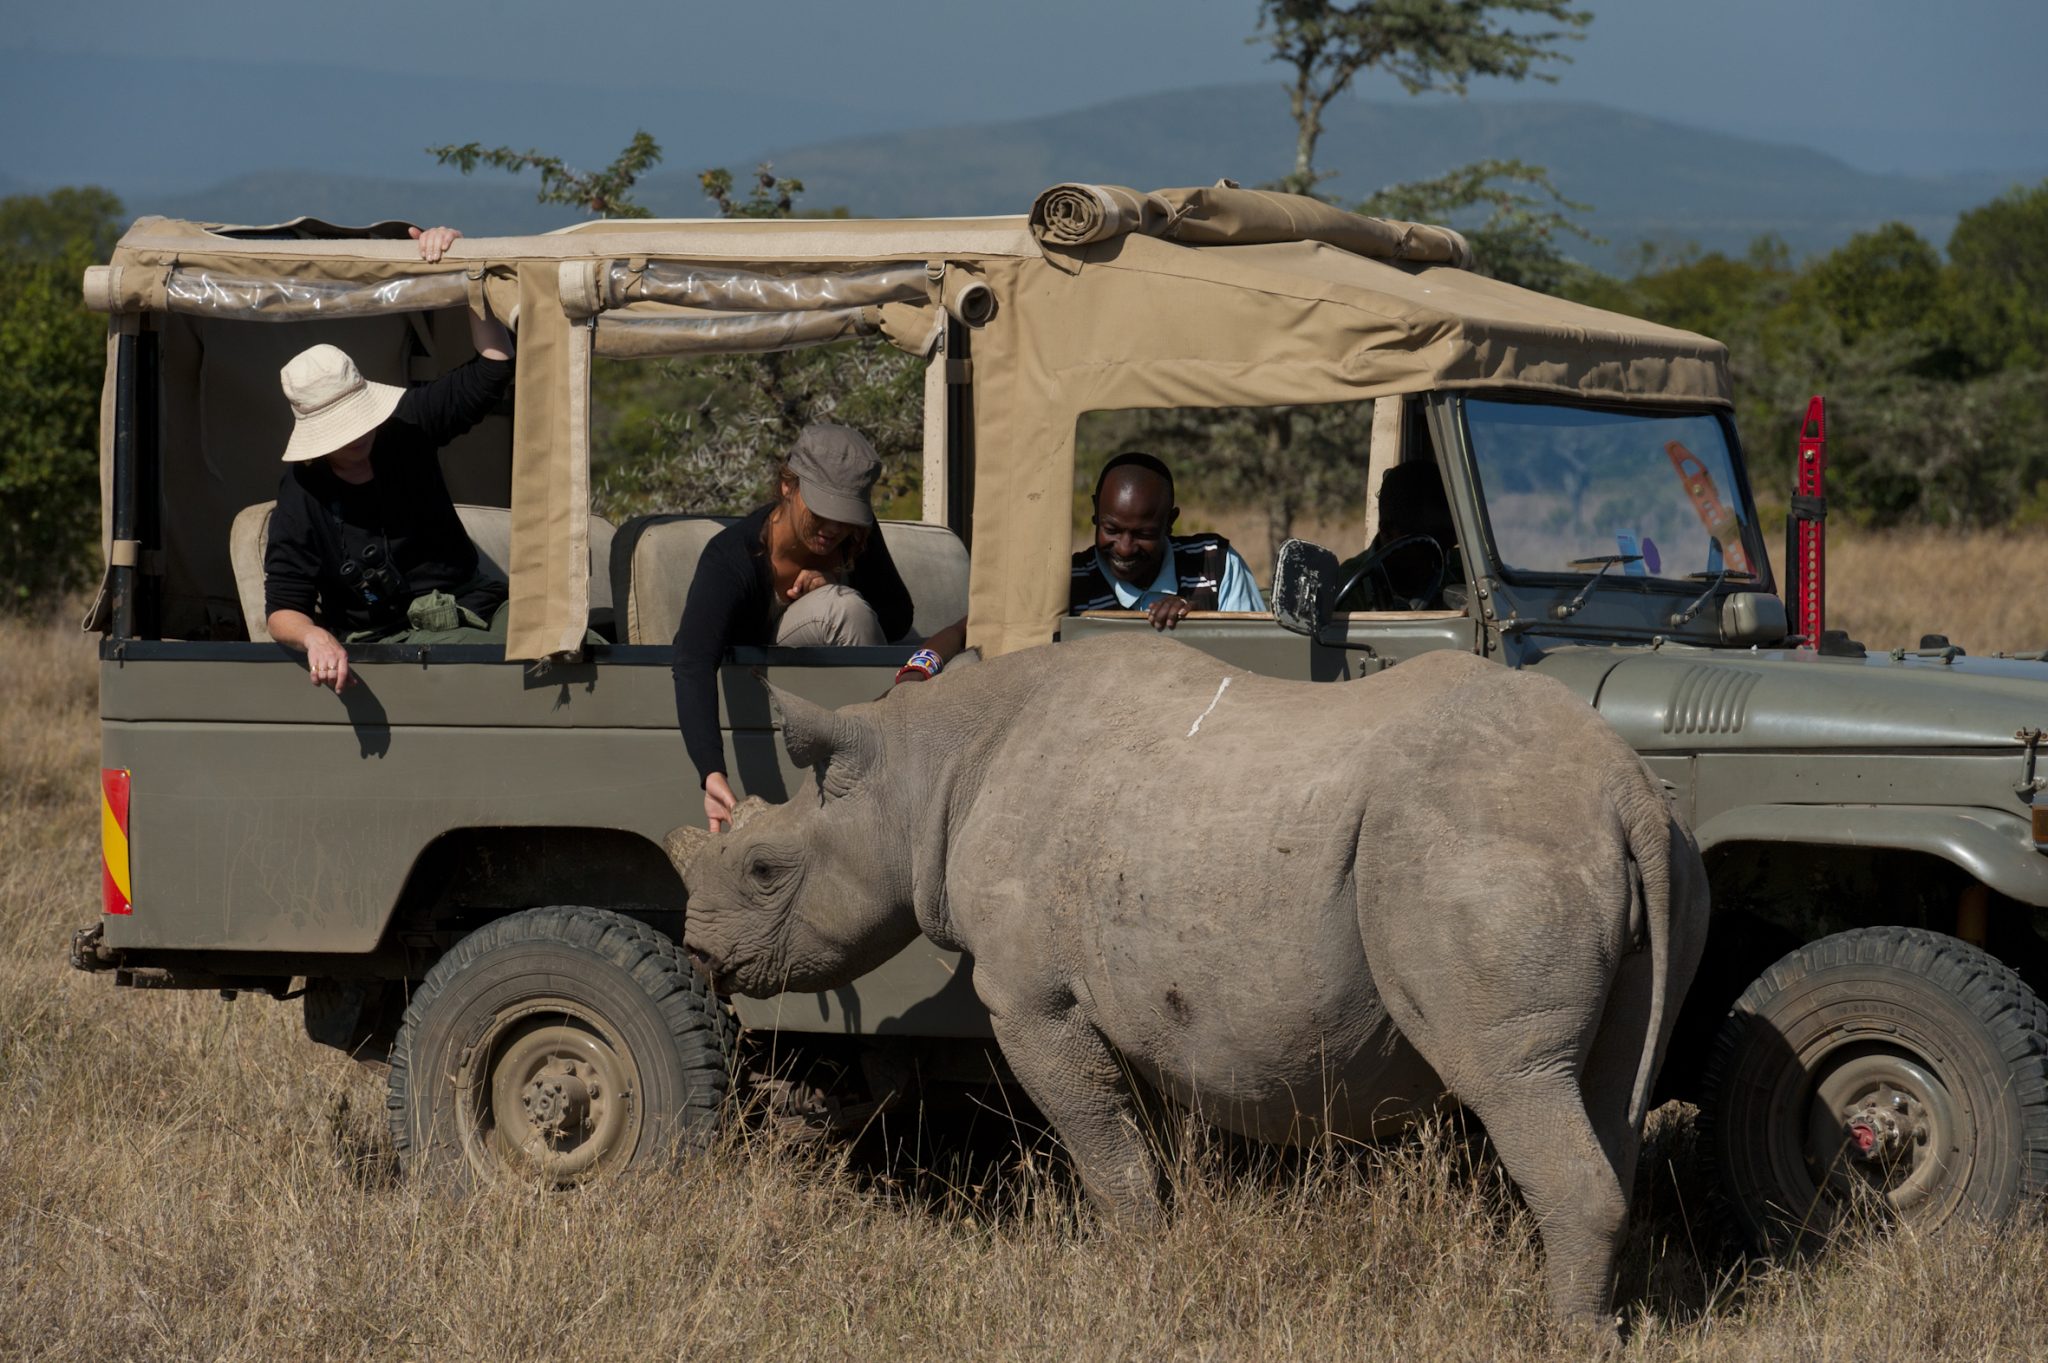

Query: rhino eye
[748,857,775,886]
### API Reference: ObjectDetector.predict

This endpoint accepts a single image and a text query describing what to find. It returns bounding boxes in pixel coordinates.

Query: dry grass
[5,597,2047,1362]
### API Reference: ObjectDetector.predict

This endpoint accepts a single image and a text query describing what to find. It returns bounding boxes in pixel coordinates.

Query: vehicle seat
[609,514,969,645]
[229,501,618,641]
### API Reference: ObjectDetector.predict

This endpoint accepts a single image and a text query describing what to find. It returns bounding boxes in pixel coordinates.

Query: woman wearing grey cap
[671,424,913,832]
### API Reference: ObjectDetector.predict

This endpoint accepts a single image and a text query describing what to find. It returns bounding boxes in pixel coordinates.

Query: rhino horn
[767,684,880,797]
[663,823,714,874]
[729,795,772,830]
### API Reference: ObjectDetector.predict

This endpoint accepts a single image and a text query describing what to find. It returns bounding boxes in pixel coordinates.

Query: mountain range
[5,48,2037,274]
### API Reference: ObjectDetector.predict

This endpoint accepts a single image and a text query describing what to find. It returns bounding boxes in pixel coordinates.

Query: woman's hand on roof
[410,225,463,264]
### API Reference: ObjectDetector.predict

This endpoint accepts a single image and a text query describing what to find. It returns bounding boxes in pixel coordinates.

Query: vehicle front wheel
[388,906,735,1189]
[1702,926,2048,1251]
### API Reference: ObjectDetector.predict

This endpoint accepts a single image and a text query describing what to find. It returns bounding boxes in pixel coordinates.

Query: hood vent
[1664,665,1763,735]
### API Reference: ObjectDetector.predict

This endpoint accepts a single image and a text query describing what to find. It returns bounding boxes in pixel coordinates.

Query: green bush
[0,190,118,609]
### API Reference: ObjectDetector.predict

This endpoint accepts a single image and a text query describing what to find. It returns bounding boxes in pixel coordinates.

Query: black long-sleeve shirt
[263,355,513,636]
[671,503,913,785]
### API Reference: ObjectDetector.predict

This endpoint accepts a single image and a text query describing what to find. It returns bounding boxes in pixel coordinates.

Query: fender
[1695,803,2048,907]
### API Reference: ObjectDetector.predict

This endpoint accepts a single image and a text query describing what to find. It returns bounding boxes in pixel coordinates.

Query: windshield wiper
[1552,554,1643,619]
[1670,567,1759,627]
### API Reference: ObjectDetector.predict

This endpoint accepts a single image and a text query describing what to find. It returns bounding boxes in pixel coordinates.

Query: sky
[6,0,2044,175]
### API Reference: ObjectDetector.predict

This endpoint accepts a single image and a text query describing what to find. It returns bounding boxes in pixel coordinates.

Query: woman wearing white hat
[263,226,514,692]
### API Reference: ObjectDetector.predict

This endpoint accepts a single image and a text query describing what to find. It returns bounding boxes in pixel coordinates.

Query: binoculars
[338,541,407,611]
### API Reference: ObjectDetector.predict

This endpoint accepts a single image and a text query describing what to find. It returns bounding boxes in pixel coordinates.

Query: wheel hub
[460,1008,643,1184]
[1844,1091,1922,1161]
[520,1060,599,1144]
[1807,1048,1955,1212]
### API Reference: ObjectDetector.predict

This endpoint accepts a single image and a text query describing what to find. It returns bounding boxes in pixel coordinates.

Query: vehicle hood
[1524,645,2048,751]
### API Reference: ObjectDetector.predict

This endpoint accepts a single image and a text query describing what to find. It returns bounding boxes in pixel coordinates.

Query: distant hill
[0,47,921,198]
[11,63,2037,272]
[671,86,2036,269]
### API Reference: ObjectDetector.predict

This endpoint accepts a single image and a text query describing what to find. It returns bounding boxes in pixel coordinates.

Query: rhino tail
[1621,780,1678,1136]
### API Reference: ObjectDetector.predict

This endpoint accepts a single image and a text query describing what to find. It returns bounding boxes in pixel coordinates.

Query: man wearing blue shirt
[1069,452,1265,630]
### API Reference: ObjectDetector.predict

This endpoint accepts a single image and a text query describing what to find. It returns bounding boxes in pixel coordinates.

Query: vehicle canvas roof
[86,183,1732,660]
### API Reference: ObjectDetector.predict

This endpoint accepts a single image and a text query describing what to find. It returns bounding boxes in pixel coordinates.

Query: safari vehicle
[70,184,2046,1240]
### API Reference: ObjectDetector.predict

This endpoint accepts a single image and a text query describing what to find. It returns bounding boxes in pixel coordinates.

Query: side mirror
[1271,538,1343,637]
[1720,591,1788,646]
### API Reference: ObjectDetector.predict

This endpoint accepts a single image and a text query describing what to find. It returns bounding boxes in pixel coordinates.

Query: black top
[1069,535,1230,613]
[262,355,514,636]
[671,503,913,785]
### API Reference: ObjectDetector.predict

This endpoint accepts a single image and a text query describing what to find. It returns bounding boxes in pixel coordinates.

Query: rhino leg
[986,1004,1164,1229]
[1454,1074,1630,1331]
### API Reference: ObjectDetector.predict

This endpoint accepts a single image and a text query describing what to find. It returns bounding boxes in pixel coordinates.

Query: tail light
[101,768,132,915]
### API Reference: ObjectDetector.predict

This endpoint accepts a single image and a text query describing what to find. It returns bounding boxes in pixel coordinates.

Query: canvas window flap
[592,306,878,358]
[505,266,589,662]
[604,259,929,312]
[1029,182,1472,268]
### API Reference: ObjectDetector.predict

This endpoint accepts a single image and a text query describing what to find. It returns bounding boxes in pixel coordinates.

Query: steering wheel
[1332,534,1449,613]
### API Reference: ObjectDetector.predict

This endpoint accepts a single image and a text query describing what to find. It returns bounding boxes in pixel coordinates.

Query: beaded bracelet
[894,647,944,683]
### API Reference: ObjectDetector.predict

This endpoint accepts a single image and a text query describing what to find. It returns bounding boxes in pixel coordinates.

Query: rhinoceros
[670,635,1708,1327]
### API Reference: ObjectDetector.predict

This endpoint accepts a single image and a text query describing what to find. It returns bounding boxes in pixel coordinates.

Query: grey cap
[787,423,881,527]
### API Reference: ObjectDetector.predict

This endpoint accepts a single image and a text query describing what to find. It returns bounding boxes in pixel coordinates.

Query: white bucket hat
[279,344,404,462]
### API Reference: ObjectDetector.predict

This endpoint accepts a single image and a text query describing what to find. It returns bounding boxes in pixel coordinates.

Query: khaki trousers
[775,584,885,646]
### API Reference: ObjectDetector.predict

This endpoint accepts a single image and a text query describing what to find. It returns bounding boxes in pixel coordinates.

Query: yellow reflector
[2034,802,2048,847]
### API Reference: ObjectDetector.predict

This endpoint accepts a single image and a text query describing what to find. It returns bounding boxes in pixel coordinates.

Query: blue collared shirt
[1096,547,1266,613]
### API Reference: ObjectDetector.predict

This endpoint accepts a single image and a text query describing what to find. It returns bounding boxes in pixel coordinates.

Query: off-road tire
[387,906,736,1189]
[1702,926,2048,1252]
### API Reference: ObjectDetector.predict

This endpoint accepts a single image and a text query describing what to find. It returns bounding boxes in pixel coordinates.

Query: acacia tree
[429,132,663,217]
[1257,0,1590,198]
[1356,157,1591,292]
[1145,2,1593,566]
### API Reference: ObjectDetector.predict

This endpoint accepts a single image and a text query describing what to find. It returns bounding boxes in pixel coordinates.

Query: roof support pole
[945,318,974,547]
[108,329,138,642]
[921,330,949,526]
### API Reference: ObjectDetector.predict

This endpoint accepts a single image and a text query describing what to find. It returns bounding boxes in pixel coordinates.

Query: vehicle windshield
[1464,399,1756,583]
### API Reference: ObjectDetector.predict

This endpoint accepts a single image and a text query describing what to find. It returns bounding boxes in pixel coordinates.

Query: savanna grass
[2,600,2043,1361]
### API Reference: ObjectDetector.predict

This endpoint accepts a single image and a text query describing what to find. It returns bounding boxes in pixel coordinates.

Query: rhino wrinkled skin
[672,635,1709,1327]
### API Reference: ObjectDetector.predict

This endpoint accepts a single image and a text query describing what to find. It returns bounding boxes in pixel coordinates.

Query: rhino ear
[663,822,713,875]
[770,685,880,798]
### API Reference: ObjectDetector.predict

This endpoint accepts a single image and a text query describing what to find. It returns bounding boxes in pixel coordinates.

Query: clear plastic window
[1464,400,1756,582]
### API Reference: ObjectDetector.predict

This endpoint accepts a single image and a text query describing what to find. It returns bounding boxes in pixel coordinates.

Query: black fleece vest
[1069,534,1230,612]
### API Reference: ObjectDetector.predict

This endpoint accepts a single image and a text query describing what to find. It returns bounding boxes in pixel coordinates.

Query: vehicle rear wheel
[387,906,735,1189]
[1702,926,2048,1252]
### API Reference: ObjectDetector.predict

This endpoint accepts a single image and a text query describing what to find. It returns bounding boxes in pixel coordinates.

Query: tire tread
[1701,925,2048,1250]
[386,906,737,1171]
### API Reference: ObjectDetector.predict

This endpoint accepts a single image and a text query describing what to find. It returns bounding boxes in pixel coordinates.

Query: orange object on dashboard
[1666,440,1751,576]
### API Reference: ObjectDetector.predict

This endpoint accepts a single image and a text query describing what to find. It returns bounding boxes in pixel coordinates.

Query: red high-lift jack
[1788,396,1827,646]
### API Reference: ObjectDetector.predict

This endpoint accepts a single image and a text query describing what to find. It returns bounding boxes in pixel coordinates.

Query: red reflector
[2034,802,2048,847]
[101,768,132,916]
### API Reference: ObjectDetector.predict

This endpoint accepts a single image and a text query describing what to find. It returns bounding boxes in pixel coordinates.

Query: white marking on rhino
[1186,676,1232,737]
